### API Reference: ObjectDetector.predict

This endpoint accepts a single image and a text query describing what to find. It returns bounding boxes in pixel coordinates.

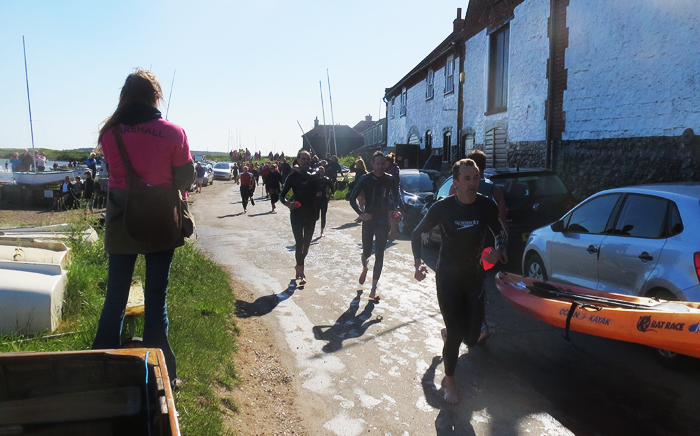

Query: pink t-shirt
[102,119,192,190]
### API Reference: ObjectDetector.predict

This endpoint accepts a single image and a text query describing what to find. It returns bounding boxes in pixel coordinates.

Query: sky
[1,0,468,157]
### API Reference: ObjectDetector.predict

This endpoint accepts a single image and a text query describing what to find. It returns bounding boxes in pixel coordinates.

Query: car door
[549,194,621,290]
[596,194,668,296]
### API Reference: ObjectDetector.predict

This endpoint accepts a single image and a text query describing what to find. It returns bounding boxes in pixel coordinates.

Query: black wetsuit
[411,194,507,376]
[281,170,318,266]
[315,176,335,229]
[265,170,284,205]
[349,172,399,281]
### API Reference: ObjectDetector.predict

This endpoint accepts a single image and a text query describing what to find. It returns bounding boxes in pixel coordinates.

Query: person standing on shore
[83,170,95,216]
[92,68,195,386]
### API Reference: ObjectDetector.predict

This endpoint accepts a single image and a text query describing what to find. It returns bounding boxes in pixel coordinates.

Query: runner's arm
[411,202,441,267]
[348,175,365,215]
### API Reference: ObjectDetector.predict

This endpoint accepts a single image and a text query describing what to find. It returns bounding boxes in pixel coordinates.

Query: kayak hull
[495,272,700,359]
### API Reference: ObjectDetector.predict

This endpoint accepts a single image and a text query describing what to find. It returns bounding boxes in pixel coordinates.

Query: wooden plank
[0,387,141,426]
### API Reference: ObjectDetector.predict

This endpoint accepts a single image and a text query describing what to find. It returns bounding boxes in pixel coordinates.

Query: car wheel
[420,231,434,248]
[210,178,214,184]
[647,288,686,367]
[524,253,548,280]
[398,216,407,234]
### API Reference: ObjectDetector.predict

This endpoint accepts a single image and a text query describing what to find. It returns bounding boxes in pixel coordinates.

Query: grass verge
[0,218,239,436]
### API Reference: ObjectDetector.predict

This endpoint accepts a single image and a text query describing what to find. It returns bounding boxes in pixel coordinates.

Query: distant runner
[348,151,399,301]
[239,165,255,213]
[411,158,507,405]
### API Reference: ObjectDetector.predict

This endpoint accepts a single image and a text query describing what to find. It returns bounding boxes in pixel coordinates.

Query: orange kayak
[495,271,700,359]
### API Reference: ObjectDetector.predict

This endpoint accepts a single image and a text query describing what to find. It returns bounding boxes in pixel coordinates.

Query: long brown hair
[98,68,163,144]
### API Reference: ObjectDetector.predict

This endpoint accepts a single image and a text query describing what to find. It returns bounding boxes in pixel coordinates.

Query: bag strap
[112,127,137,178]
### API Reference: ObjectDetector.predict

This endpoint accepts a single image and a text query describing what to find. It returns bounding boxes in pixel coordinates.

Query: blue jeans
[92,249,177,379]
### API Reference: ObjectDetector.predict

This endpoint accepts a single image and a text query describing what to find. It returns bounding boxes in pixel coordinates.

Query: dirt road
[191,179,700,436]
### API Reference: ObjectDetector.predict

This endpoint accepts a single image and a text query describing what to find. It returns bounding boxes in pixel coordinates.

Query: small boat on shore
[0,348,180,435]
[495,271,700,359]
[13,170,76,185]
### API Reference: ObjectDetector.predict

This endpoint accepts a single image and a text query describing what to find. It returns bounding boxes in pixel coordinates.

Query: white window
[390,97,395,118]
[400,88,407,116]
[426,69,434,100]
[444,56,454,94]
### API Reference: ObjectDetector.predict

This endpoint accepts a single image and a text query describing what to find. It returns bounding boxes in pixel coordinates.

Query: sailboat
[13,37,75,186]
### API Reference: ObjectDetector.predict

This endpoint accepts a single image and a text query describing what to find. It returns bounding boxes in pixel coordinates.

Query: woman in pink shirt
[92,68,195,387]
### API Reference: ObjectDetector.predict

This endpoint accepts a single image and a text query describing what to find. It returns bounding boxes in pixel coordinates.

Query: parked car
[397,169,447,234]
[522,183,700,303]
[419,168,574,250]
[212,162,233,180]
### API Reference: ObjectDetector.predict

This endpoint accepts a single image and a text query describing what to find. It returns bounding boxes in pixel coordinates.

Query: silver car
[212,162,233,180]
[523,183,700,302]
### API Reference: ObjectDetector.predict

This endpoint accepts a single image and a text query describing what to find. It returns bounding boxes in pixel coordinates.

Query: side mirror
[424,194,435,204]
[551,220,565,232]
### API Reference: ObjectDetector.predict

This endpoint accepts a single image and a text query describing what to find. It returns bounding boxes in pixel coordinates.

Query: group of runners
[236,148,509,405]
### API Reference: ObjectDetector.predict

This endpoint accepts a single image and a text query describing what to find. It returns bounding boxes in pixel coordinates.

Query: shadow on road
[421,356,476,436]
[235,281,297,318]
[248,210,275,217]
[312,290,383,353]
[217,212,245,218]
[332,222,360,231]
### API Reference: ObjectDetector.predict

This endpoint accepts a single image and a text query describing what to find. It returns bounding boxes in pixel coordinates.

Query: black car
[397,169,447,234]
[419,168,575,250]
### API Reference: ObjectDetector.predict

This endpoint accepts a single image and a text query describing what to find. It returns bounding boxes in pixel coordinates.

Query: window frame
[486,24,509,114]
[444,56,455,95]
[426,68,434,100]
[400,88,407,116]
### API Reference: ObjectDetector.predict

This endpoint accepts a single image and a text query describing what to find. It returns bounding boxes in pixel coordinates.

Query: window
[613,195,668,238]
[442,131,451,162]
[426,69,434,100]
[390,97,395,118]
[400,88,407,116]
[444,56,454,94]
[565,194,620,234]
[487,25,509,113]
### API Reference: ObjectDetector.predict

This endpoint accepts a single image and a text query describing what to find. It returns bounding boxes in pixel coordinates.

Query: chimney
[365,115,372,122]
[314,117,319,128]
[453,8,464,32]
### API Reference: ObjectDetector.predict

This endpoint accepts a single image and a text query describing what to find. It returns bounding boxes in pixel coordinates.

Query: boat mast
[319,81,329,157]
[22,36,36,152]
[165,69,176,120]
[327,69,338,157]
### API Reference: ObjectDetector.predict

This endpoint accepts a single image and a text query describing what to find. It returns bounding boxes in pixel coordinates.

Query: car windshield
[402,173,434,193]
[214,163,229,169]
[492,174,569,197]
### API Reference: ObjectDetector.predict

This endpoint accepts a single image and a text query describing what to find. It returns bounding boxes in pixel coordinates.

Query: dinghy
[0,348,180,435]
[495,272,700,359]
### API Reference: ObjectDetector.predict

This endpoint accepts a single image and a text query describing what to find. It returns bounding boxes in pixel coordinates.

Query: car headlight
[405,196,422,206]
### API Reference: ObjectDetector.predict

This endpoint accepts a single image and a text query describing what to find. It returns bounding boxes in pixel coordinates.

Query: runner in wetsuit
[411,158,507,405]
[280,150,318,284]
[349,151,399,301]
[314,166,335,237]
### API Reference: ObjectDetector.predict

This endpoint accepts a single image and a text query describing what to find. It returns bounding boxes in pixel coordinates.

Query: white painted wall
[462,0,550,144]
[563,0,700,139]
[386,56,459,152]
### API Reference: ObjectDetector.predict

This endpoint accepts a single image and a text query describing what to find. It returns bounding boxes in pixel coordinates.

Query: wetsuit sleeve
[487,201,508,251]
[411,201,442,261]
[280,173,294,205]
[349,174,366,215]
[172,160,196,190]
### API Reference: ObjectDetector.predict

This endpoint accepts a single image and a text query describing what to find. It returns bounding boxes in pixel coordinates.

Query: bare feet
[369,285,380,302]
[295,265,305,283]
[477,325,491,345]
[443,376,460,405]
[359,267,368,285]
